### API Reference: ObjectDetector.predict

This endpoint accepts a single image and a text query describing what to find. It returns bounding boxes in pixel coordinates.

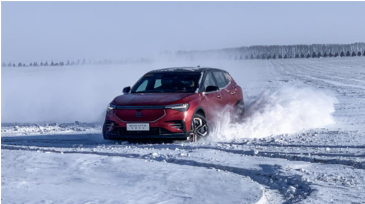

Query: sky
[2,1,365,63]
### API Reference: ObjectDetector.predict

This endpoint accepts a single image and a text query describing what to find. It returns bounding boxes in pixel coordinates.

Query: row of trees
[235,50,365,60]
[1,58,153,67]
[2,59,88,67]
[166,42,365,61]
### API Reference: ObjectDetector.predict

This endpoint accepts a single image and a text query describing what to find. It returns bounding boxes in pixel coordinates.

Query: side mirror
[123,86,131,94]
[205,85,219,92]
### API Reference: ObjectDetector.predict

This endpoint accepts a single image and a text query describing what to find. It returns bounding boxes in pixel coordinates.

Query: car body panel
[103,67,244,140]
[112,93,197,106]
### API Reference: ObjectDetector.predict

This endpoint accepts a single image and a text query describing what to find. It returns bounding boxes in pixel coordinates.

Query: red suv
[103,67,244,141]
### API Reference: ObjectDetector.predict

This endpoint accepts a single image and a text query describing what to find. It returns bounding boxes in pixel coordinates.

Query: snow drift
[210,86,338,141]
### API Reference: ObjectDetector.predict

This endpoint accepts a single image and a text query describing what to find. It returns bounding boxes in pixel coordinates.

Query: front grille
[114,127,176,136]
[115,109,165,122]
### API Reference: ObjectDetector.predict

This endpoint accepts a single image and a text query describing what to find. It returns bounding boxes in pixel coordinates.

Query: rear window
[213,71,228,88]
[223,72,231,83]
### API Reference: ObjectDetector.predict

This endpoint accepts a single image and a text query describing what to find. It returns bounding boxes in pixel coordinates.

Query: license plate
[126,123,150,131]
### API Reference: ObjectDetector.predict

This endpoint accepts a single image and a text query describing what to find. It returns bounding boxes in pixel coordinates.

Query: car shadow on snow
[1,134,180,148]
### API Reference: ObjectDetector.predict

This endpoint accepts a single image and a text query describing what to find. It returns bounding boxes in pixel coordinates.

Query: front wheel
[189,113,209,142]
[102,122,110,140]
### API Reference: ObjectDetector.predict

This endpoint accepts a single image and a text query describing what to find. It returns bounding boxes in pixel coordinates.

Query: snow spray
[209,86,338,141]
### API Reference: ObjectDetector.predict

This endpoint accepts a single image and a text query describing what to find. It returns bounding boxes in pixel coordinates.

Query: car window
[213,71,228,88]
[203,72,217,92]
[132,72,201,93]
[136,80,148,92]
[223,72,231,84]
[154,79,162,88]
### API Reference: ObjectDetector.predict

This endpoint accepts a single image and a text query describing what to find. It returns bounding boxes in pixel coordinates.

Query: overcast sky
[2,1,365,62]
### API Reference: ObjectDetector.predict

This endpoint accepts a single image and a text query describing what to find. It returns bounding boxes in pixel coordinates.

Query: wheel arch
[235,99,245,107]
[193,106,206,118]
[186,106,206,132]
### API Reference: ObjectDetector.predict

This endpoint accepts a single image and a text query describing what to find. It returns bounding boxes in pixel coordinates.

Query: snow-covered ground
[2,57,365,203]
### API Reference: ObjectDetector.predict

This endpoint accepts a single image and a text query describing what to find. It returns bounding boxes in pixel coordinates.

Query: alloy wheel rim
[191,117,208,140]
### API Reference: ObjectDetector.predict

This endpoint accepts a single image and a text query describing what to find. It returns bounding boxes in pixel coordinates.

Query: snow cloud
[210,86,339,141]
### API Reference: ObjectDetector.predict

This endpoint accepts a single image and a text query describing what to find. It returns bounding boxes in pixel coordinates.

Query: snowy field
[2,57,365,203]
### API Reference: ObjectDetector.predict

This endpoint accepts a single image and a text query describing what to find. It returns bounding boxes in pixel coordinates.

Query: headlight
[107,104,117,111]
[165,103,189,112]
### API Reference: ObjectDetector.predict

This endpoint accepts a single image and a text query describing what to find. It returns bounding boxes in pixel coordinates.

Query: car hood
[111,93,197,106]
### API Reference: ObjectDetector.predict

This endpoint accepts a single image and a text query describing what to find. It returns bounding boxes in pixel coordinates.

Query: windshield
[131,72,201,93]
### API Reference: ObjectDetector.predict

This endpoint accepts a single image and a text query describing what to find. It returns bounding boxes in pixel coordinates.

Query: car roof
[148,67,226,73]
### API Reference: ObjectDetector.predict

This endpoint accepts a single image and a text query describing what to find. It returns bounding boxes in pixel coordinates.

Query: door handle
[231,92,235,95]
[218,95,221,98]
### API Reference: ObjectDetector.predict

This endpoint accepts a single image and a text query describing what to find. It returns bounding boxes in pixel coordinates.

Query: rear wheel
[235,101,245,121]
[189,113,209,142]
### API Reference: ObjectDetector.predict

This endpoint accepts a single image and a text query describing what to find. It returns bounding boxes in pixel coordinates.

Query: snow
[2,57,365,203]
[2,149,264,204]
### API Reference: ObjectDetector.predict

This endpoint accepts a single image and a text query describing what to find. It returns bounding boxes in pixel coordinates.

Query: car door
[223,71,242,105]
[212,71,234,108]
[199,71,222,121]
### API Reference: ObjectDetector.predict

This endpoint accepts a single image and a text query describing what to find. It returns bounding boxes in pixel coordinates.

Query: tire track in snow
[220,142,365,149]
[139,145,365,170]
[197,147,365,170]
[2,144,312,204]
[272,60,365,94]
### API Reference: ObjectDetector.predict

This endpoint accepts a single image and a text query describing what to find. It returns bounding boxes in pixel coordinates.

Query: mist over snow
[2,64,151,123]
[0,60,261,124]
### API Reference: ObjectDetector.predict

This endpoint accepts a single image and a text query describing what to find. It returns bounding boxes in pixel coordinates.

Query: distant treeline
[164,42,365,60]
[1,58,153,67]
[4,43,365,67]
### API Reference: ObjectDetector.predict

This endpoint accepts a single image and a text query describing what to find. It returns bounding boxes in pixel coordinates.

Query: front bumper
[106,132,189,140]
[103,121,190,140]
[104,107,193,140]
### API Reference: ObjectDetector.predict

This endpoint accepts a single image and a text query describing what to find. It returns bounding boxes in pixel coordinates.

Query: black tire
[102,122,109,140]
[189,113,209,142]
[235,101,245,121]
